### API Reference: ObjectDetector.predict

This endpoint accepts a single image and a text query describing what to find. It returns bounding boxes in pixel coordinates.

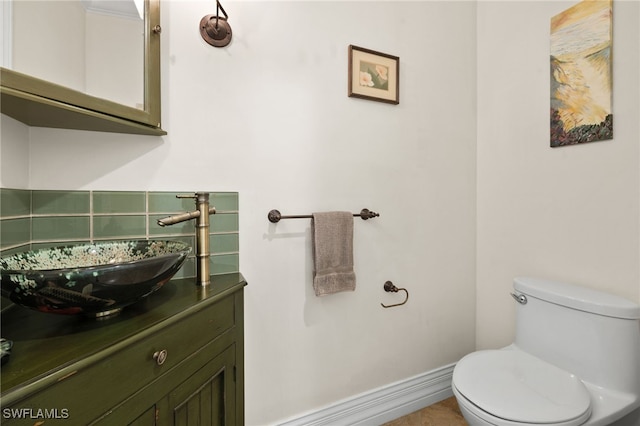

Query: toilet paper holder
[381,281,409,308]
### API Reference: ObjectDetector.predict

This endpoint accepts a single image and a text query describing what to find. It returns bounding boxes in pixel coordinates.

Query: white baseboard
[277,363,456,426]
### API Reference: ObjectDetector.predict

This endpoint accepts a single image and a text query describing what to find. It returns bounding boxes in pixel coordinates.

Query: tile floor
[382,397,468,426]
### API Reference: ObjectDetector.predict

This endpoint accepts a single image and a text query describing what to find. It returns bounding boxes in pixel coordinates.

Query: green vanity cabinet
[0,273,246,425]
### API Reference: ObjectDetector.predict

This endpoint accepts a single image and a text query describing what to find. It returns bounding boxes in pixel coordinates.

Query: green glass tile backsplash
[211,192,239,212]
[93,215,147,239]
[148,192,194,213]
[0,189,239,277]
[211,213,239,233]
[0,218,30,250]
[1,188,30,217]
[93,191,146,214]
[32,190,90,215]
[211,233,239,254]
[211,254,240,275]
[32,216,91,241]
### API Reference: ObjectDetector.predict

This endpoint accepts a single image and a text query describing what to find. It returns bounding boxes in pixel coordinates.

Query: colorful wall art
[550,0,612,147]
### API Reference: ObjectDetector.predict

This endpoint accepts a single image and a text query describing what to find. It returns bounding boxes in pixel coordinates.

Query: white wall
[0,115,29,188]
[476,0,640,349]
[3,1,478,424]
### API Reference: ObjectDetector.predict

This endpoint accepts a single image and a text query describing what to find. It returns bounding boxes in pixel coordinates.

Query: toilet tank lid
[514,277,640,320]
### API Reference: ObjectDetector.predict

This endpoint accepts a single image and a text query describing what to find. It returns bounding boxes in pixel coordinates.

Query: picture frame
[348,45,399,105]
[549,0,612,147]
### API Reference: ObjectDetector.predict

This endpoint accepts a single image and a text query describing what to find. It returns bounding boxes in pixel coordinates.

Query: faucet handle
[176,192,210,201]
[176,193,197,199]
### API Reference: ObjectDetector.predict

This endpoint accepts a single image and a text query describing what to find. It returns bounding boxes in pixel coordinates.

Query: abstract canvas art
[550,0,612,147]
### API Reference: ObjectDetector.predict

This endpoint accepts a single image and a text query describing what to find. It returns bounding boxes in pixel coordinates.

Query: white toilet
[452,277,640,426]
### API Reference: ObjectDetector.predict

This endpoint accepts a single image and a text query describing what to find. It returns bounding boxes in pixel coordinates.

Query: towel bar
[268,208,379,223]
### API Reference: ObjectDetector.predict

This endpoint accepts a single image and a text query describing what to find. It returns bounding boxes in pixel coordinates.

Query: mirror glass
[6,0,144,110]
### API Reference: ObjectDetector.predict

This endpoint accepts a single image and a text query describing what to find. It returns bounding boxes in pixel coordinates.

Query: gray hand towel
[311,211,356,296]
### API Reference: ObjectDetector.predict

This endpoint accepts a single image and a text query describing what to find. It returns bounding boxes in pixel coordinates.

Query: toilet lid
[453,349,591,425]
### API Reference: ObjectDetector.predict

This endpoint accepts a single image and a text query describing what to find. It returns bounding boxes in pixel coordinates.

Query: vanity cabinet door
[89,295,242,425]
[129,405,159,425]
[104,344,237,426]
[166,344,237,426]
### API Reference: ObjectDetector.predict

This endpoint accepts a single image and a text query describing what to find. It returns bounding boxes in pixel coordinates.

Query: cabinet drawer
[92,339,237,425]
[1,295,235,425]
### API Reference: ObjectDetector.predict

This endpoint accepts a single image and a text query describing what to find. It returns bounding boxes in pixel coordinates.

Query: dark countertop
[0,273,246,402]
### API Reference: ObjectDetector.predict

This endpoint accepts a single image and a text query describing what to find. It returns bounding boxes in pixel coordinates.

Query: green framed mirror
[0,0,165,136]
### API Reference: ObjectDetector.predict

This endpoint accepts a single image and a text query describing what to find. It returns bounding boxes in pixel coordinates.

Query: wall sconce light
[199,1,232,48]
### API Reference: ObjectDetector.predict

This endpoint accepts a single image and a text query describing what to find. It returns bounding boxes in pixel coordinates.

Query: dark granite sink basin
[1,240,191,317]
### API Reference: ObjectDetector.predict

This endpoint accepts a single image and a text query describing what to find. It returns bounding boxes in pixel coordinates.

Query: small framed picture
[348,45,399,105]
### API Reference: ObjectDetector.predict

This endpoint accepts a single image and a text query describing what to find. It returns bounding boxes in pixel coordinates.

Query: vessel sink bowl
[1,240,191,317]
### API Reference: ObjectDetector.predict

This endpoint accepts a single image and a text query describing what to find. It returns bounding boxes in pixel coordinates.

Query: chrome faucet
[157,192,216,286]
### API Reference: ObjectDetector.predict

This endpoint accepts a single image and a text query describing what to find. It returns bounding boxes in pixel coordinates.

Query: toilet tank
[512,277,640,395]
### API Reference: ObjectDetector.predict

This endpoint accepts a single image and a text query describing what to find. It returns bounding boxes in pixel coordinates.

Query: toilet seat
[453,349,592,425]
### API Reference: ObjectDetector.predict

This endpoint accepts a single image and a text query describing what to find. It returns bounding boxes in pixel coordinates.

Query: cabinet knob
[153,349,168,366]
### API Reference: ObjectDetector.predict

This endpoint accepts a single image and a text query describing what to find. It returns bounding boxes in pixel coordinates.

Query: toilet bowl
[453,347,592,426]
[452,277,640,426]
